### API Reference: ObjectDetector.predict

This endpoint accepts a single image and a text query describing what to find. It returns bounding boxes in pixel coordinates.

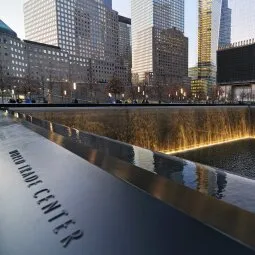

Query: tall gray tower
[228,0,255,43]
[131,0,188,88]
[219,0,232,47]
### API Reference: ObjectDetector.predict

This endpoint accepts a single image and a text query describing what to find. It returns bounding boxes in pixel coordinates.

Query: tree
[106,76,124,101]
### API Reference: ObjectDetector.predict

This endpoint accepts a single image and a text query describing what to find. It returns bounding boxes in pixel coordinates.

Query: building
[228,0,255,43]
[131,0,188,89]
[194,0,222,98]
[219,0,231,47]
[118,15,132,84]
[153,27,188,88]
[217,42,255,101]
[24,0,130,84]
[188,66,198,81]
[0,19,70,100]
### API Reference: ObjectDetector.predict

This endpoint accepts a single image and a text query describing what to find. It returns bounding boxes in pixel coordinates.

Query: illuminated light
[67,127,72,137]
[49,122,53,132]
[64,90,67,96]
[108,93,112,97]
[3,110,8,117]
[73,83,77,90]
[138,86,141,93]
[162,136,255,155]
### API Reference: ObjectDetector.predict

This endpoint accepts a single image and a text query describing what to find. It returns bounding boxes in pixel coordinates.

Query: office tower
[24,0,129,84]
[219,0,231,47]
[0,19,69,97]
[103,0,112,9]
[118,16,132,84]
[228,0,255,43]
[195,0,222,97]
[131,0,188,89]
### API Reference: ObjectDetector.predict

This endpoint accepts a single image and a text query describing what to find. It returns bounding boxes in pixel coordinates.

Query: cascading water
[28,106,253,154]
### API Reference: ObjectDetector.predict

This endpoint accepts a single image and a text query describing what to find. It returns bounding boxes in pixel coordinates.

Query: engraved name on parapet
[9,150,83,248]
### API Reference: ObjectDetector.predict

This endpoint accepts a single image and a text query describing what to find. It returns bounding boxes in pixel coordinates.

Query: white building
[24,0,130,84]
[131,0,187,87]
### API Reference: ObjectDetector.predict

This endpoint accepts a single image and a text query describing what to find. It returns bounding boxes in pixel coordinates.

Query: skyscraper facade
[228,0,255,43]
[131,0,188,88]
[219,0,231,47]
[118,16,132,83]
[24,0,129,84]
[194,0,222,97]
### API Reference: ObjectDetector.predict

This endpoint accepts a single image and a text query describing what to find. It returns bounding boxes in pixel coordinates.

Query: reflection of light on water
[163,136,254,155]
[49,122,53,132]
[3,110,8,117]
[133,146,155,173]
[67,127,72,137]
[73,128,80,138]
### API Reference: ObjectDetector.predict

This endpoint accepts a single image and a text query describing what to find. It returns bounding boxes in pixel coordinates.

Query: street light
[73,82,77,90]
[138,86,140,93]
[181,88,184,94]
[64,90,67,96]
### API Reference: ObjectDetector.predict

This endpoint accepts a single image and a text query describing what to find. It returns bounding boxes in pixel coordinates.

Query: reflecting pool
[27,106,251,153]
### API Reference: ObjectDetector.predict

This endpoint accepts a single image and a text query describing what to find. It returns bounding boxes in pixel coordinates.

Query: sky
[0,0,198,66]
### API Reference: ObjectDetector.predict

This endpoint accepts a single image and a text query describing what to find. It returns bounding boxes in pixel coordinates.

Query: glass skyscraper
[228,0,255,43]
[194,0,222,97]
[131,0,186,83]
[219,0,231,47]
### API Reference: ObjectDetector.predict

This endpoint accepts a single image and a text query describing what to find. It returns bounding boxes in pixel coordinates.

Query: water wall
[27,106,252,154]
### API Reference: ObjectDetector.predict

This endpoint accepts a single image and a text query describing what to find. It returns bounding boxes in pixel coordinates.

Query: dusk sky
[0,0,198,66]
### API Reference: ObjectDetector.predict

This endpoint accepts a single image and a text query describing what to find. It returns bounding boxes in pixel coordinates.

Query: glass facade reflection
[131,0,186,83]
[228,0,255,43]
[219,0,231,47]
[118,16,132,84]
[196,0,222,96]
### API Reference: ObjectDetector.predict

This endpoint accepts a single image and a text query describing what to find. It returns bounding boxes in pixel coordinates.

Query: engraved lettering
[8,150,84,247]
[18,165,30,170]
[48,210,69,223]
[15,160,26,165]
[34,189,50,198]
[28,180,43,188]
[42,201,61,214]
[22,171,35,178]
[9,150,19,155]
[12,155,23,161]
[10,152,20,157]
[61,230,84,248]
[20,167,33,174]
[37,195,55,205]
[25,175,39,183]
[54,220,75,234]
